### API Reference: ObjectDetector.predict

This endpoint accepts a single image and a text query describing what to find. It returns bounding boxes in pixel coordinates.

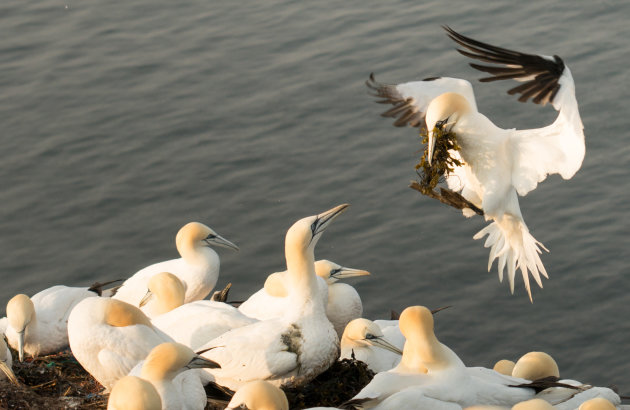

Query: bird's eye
[365,333,376,340]
[205,234,216,240]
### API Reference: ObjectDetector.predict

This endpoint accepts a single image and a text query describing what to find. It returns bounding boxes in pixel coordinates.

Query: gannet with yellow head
[197,205,349,390]
[114,222,238,307]
[367,26,585,301]
[67,297,174,389]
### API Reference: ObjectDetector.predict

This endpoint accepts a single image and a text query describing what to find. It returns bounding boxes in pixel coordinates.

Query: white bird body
[67,297,174,390]
[127,343,220,410]
[350,306,535,408]
[238,260,369,338]
[198,205,349,390]
[114,222,238,307]
[368,27,585,299]
[4,286,96,361]
[238,272,329,321]
[373,319,406,350]
[151,300,257,351]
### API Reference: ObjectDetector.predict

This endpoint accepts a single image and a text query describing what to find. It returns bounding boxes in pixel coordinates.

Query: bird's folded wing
[198,321,299,382]
[366,74,477,130]
[445,25,585,195]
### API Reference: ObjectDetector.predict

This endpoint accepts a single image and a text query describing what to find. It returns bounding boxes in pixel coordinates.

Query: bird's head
[425,92,471,165]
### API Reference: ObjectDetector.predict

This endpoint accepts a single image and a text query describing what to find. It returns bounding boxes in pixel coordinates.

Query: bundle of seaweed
[0,350,106,409]
[283,357,375,409]
[410,127,483,216]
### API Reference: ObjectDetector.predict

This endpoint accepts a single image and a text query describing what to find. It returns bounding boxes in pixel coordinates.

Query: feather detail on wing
[444,25,585,196]
[366,74,477,131]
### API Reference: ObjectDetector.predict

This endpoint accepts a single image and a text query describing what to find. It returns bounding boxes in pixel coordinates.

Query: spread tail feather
[473,215,548,301]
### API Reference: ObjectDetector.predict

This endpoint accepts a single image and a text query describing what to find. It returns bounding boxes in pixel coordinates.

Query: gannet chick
[138,272,186,318]
[114,222,238,307]
[493,360,516,377]
[68,297,173,389]
[197,204,349,390]
[135,343,220,410]
[350,306,535,408]
[226,380,289,410]
[0,336,18,384]
[238,260,370,338]
[150,299,257,351]
[368,26,585,300]
[512,352,559,381]
[108,375,162,410]
[5,285,104,361]
[578,397,617,410]
[340,318,403,373]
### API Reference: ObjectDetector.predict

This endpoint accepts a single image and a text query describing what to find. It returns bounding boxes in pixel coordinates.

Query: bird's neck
[285,246,324,316]
[178,239,216,266]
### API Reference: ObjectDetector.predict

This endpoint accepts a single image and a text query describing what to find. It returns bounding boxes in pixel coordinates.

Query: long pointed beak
[139,289,153,307]
[367,336,403,355]
[332,267,371,280]
[430,305,451,314]
[17,331,24,362]
[186,355,221,370]
[205,234,239,251]
[427,129,437,166]
[314,204,349,236]
[0,360,18,385]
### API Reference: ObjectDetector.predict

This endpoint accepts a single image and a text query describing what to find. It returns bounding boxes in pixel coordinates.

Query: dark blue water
[1,0,629,395]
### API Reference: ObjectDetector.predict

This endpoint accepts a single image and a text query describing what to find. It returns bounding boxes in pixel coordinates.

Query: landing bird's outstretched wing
[444,25,585,196]
[366,74,478,131]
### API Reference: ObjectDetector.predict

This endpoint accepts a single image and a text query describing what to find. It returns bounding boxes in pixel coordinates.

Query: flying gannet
[197,204,348,390]
[367,26,585,300]
[113,222,238,307]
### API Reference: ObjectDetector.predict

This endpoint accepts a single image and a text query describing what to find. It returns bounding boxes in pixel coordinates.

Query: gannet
[0,335,17,384]
[138,272,186,318]
[197,204,348,390]
[226,380,289,410]
[4,284,108,361]
[493,360,516,376]
[108,375,162,410]
[512,352,559,381]
[367,26,584,300]
[67,297,173,389]
[340,318,403,373]
[114,222,238,306]
[151,299,257,351]
[239,260,370,338]
[349,306,535,408]
[128,342,220,410]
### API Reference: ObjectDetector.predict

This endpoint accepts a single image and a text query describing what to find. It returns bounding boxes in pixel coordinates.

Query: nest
[1,348,374,409]
[409,127,483,216]
[283,357,375,409]
[0,350,107,409]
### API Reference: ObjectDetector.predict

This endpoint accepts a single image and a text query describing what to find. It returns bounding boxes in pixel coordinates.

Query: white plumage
[340,318,402,373]
[127,342,220,410]
[197,204,348,390]
[367,26,585,300]
[4,285,97,361]
[349,306,536,408]
[113,222,238,307]
[151,300,257,351]
[238,259,369,338]
[67,297,173,390]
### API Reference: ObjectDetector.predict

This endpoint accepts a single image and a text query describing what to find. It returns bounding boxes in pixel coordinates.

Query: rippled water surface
[1,0,629,394]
